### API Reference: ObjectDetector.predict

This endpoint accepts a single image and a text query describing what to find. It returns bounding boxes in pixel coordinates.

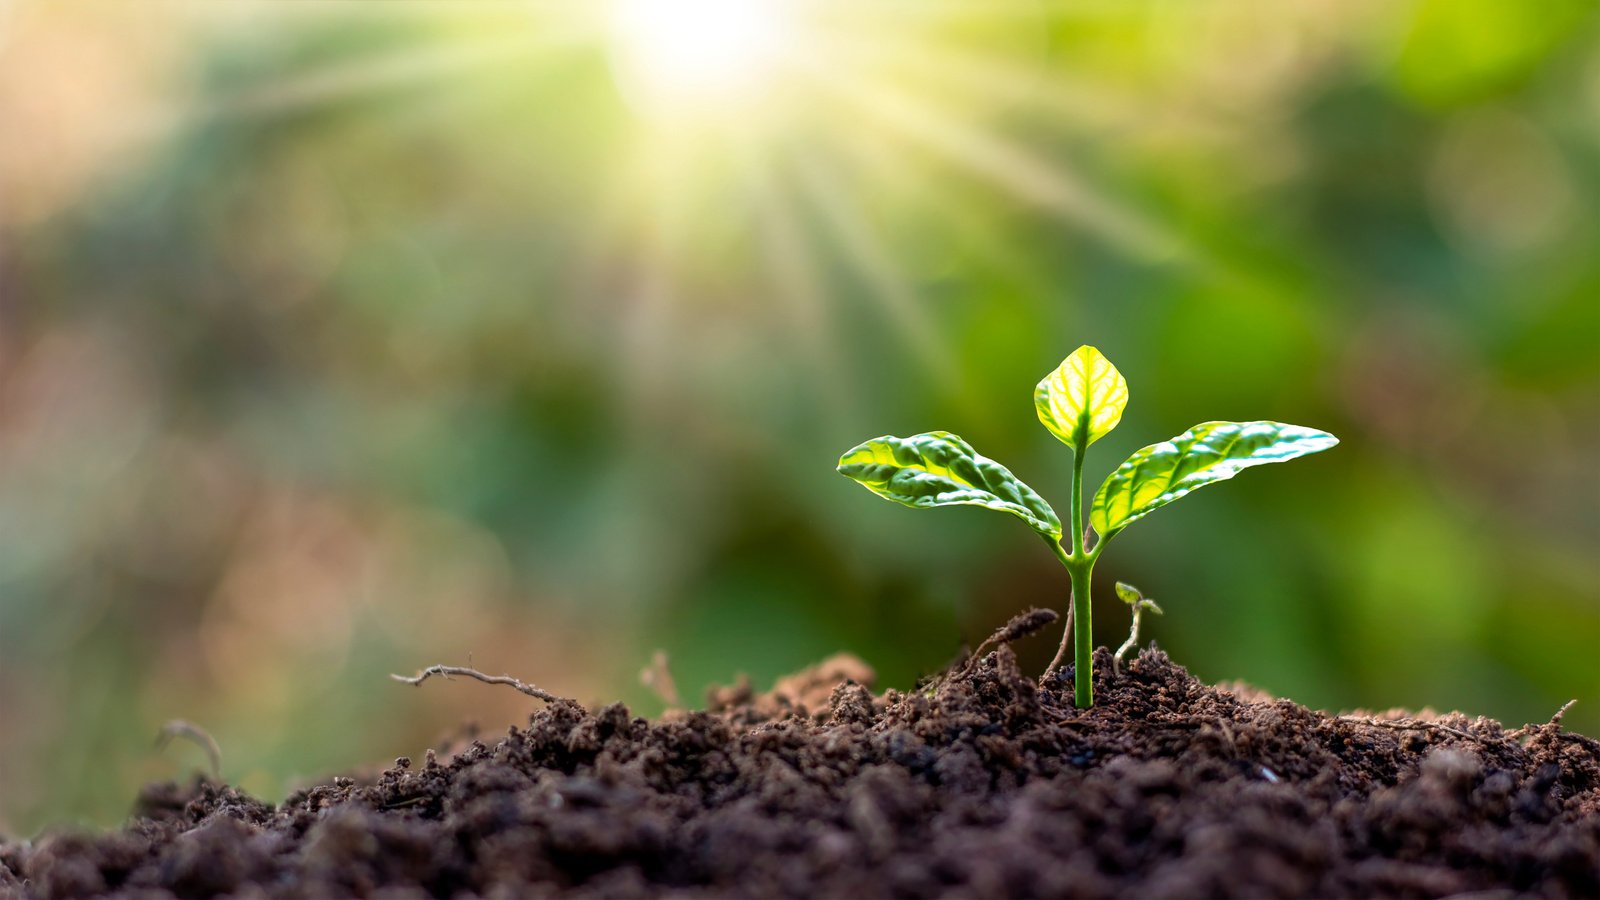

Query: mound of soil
[4,643,1597,898]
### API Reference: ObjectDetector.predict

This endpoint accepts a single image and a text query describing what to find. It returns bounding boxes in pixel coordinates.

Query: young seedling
[1112,582,1162,675]
[837,345,1337,708]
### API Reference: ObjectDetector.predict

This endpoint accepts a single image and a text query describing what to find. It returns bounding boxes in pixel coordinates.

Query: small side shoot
[1112,582,1162,675]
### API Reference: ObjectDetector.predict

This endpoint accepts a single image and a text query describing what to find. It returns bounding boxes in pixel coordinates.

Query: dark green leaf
[1092,421,1338,536]
[838,432,1061,538]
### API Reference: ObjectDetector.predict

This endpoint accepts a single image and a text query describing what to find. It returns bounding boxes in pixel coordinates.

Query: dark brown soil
[4,645,1598,898]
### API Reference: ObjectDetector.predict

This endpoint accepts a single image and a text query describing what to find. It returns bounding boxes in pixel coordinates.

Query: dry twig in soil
[1338,715,1481,744]
[957,608,1059,679]
[1509,699,1594,746]
[155,719,222,779]
[639,650,681,707]
[391,665,568,704]
[1042,606,1075,681]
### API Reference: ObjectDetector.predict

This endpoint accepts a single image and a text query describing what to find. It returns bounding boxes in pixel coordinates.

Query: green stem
[1067,558,1093,707]
[1041,436,1105,706]
[1069,444,1085,555]
[1043,537,1096,708]
[1067,438,1093,707]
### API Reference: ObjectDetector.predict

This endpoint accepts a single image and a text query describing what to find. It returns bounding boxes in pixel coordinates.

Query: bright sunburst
[606,0,801,116]
[196,1,1183,425]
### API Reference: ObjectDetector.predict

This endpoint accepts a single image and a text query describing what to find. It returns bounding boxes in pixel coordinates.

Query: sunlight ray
[614,141,700,429]
[809,0,1148,18]
[740,157,852,422]
[205,27,587,122]
[855,85,1178,262]
[826,125,1059,305]
[789,156,989,423]
[563,144,662,338]
[791,55,1185,264]
[817,30,1141,136]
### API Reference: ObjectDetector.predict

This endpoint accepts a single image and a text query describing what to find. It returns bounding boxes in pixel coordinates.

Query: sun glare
[607,0,797,115]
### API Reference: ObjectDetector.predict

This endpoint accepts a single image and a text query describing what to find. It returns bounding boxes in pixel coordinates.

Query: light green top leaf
[1115,581,1162,614]
[1091,421,1338,536]
[837,431,1062,538]
[1035,345,1129,449]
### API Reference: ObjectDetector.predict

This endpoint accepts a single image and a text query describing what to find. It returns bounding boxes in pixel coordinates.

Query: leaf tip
[1294,425,1340,453]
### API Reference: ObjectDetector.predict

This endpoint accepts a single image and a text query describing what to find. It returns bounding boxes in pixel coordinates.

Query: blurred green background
[2,0,1597,836]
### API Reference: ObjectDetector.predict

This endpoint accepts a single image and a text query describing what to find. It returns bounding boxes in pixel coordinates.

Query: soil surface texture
[4,641,1598,898]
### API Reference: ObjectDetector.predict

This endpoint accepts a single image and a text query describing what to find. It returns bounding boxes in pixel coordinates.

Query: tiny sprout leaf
[1114,582,1162,614]
[1035,345,1129,449]
[1092,421,1338,536]
[837,432,1062,538]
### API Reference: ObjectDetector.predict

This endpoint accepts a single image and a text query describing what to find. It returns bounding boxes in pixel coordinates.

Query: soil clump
[4,646,1597,898]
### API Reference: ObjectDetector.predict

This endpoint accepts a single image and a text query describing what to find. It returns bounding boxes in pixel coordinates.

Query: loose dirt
[4,645,1597,898]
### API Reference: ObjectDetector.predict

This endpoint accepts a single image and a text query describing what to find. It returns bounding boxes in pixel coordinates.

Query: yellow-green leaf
[837,432,1061,538]
[1091,421,1338,536]
[1035,345,1128,449]
[1115,581,1162,614]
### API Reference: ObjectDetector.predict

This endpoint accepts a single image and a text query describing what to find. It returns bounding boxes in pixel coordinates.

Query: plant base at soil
[4,648,1597,898]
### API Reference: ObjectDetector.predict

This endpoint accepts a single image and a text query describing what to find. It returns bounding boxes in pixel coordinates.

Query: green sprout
[1112,582,1162,675]
[837,345,1337,708]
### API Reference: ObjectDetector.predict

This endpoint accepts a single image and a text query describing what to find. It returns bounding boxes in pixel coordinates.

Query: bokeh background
[2,0,1597,835]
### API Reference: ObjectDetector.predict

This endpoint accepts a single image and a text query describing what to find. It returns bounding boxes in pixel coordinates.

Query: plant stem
[1042,537,1095,707]
[1041,441,1099,707]
[1069,445,1085,555]
[1067,438,1093,707]
[1067,558,1093,707]
[1114,604,1141,674]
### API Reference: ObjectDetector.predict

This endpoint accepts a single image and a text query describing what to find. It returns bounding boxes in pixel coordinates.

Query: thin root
[391,665,568,704]
[1040,605,1074,684]
[155,720,222,779]
[958,608,1059,679]
[1509,699,1582,742]
[382,795,431,810]
[1342,715,1480,744]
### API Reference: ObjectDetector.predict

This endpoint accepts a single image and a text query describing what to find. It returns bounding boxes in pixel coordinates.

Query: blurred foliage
[2,0,1597,835]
